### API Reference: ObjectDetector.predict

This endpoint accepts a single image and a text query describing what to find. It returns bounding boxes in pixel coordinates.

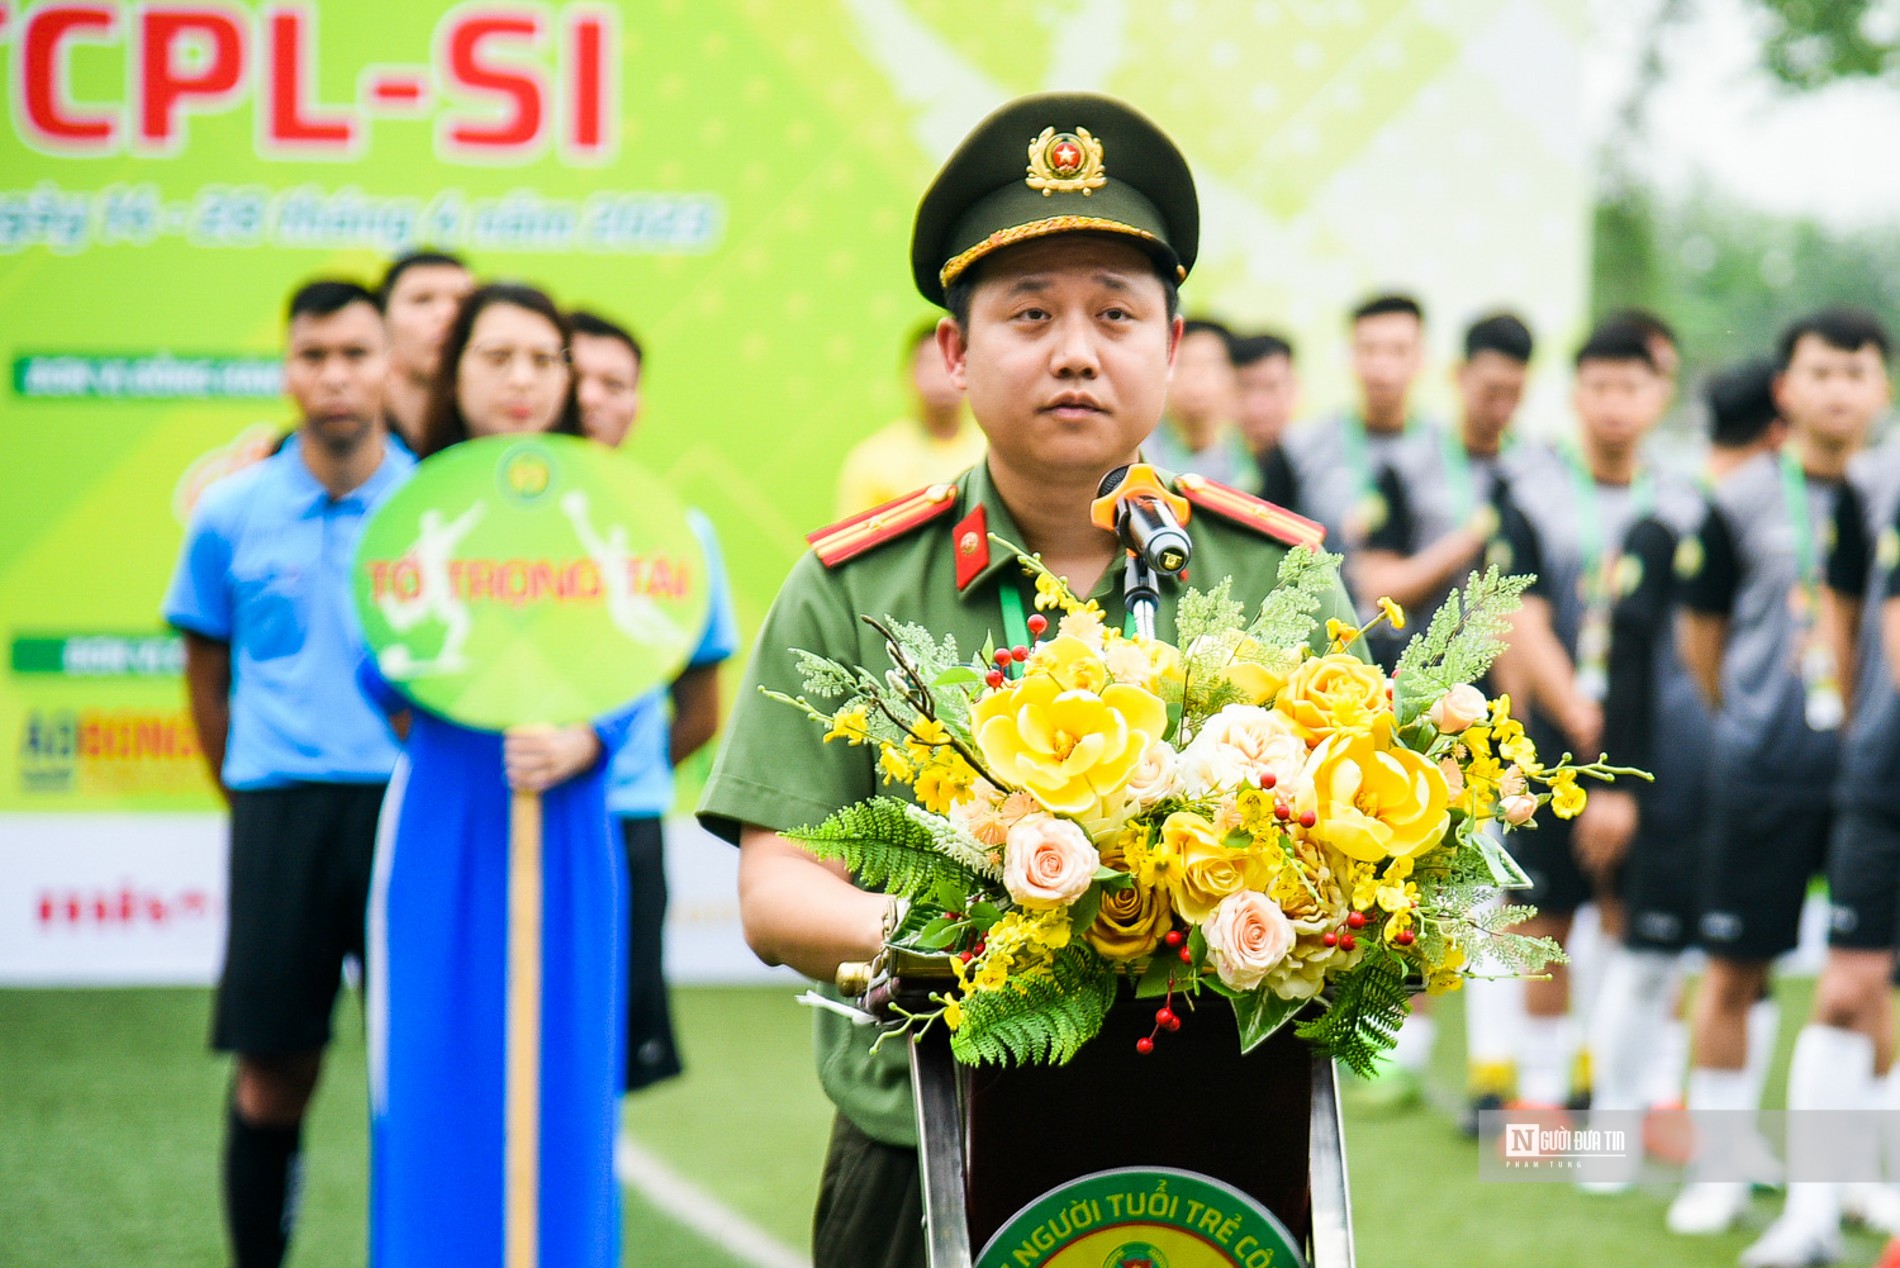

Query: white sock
[1646,1016,1690,1108]
[1743,996,1781,1112]
[1463,947,1522,1066]
[1568,906,1602,1092]
[1782,1024,1876,1231]
[1590,946,1676,1114]
[1684,1066,1753,1180]
[1881,1068,1900,1181]
[1392,1012,1436,1074]
[1518,1014,1573,1106]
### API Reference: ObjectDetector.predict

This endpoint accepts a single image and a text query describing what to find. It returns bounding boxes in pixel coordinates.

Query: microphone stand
[1123,552,1160,641]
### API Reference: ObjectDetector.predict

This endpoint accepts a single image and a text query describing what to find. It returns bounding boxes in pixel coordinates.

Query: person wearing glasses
[364,283,636,1267]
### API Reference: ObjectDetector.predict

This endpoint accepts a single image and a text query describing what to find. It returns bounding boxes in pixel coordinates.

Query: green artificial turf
[2,978,1891,1266]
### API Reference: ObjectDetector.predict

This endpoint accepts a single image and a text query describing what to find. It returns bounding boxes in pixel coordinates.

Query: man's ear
[1165,314,1185,369]
[938,317,969,391]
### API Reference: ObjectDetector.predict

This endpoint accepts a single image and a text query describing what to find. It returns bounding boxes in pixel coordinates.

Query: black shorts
[620,815,683,1091]
[1695,792,1832,961]
[1826,806,1900,951]
[212,782,385,1055]
[1622,820,1701,952]
[1506,809,1599,917]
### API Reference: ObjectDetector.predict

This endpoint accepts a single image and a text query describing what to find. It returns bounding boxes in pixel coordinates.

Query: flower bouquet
[768,542,1637,1075]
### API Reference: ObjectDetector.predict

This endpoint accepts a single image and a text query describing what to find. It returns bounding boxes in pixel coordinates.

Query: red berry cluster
[983,615,1049,689]
[1135,967,1184,1056]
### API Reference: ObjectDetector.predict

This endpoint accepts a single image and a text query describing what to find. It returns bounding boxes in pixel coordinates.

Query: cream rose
[1428,684,1488,734]
[1202,890,1295,991]
[1002,815,1098,909]
[1501,794,1538,825]
[1179,704,1308,796]
[1125,740,1180,806]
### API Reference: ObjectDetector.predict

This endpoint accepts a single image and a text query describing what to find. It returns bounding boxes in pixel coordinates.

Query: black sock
[222,1100,304,1268]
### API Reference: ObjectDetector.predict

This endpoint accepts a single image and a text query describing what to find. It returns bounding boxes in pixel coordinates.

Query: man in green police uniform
[698,92,1354,1267]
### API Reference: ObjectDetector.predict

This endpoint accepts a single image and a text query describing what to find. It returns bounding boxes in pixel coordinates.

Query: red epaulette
[1174,473,1325,550]
[807,483,960,568]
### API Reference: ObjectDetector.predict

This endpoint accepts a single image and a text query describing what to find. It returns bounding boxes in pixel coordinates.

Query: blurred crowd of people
[165,252,735,1267]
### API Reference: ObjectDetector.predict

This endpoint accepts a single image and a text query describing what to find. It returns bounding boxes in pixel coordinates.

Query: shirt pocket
[231,565,309,660]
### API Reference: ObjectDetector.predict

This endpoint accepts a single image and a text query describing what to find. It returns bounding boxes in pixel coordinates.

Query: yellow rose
[1159,811,1276,923]
[1275,653,1390,747]
[1299,724,1451,863]
[970,673,1168,816]
[1085,851,1174,961]
[1221,659,1286,706]
[1025,634,1109,694]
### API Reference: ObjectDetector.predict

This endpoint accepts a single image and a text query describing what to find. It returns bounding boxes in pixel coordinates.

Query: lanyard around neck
[1564,447,1653,577]
[999,575,1137,675]
[1778,449,1822,588]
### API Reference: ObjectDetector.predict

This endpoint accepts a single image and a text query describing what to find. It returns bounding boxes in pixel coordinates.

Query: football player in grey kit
[1670,307,1891,1248]
[1739,318,1899,1267]
[1504,323,1700,1115]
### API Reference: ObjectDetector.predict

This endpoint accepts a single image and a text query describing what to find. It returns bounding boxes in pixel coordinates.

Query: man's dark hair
[286,279,378,324]
[1231,332,1294,368]
[1600,307,1677,354]
[418,282,582,457]
[1574,320,1657,371]
[1351,293,1424,325]
[568,308,645,374]
[1463,312,1534,364]
[379,250,469,309]
[942,254,1181,330]
[1181,318,1235,361]
[1704,357,1780,450]
[1776,305,1892,369]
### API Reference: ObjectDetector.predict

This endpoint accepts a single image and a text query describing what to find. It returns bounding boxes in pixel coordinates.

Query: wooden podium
[865,960,1355,1267]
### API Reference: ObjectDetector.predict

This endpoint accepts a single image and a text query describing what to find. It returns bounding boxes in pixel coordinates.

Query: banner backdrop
[0,0,1591,980]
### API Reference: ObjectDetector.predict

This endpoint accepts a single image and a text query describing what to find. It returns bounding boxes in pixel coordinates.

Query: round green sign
[353,434,710,730]
[977,1168,1305,1268]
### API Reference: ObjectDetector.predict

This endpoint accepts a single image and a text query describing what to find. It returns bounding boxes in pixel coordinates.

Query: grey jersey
[1833,439,1900,810]
[1679,449,1849,793]
[1282,410,1448,568]
[1510,444,1701,658]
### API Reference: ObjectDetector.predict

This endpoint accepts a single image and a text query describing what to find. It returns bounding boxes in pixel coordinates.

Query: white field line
[616,1135,812,1268]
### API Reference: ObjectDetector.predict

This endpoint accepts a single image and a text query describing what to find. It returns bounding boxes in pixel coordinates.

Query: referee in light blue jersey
[163,278,413,1268]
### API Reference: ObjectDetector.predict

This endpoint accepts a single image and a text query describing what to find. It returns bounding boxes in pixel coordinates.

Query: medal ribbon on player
[1778,449,1845,731]
[1565,448,1653,705]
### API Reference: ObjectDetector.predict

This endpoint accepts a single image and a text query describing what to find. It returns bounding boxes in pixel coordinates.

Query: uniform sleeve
[686,511,741,667]
[1599,518,1675,771]
[1827,480,1871,598]
[355,652,409,717]
[1362,465,1413,554]
[1679,501,1741,616]
[591,699,641,757]
[697,551,879,844]
[162,502,235,640]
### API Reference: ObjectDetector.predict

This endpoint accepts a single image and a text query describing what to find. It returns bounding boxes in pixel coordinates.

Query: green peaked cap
[910,92,1200,308]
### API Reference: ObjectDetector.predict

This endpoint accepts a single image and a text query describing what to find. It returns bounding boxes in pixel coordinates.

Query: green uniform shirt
[698,460,1358,1147]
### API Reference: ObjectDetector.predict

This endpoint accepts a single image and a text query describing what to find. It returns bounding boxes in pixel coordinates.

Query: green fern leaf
[785,798,987,899]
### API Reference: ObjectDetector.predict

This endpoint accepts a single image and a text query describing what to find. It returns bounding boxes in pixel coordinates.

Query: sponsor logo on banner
[976,1167,1305,1268]
[15,706,207,799]
[0,814,226,985]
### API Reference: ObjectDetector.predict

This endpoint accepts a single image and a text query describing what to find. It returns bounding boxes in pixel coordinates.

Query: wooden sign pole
[506,787,543,1268]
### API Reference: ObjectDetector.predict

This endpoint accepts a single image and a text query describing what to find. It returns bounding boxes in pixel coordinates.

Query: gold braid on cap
[938,216,1184,290]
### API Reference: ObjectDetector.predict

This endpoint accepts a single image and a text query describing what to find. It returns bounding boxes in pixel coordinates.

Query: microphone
[1091,463,1193,574]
